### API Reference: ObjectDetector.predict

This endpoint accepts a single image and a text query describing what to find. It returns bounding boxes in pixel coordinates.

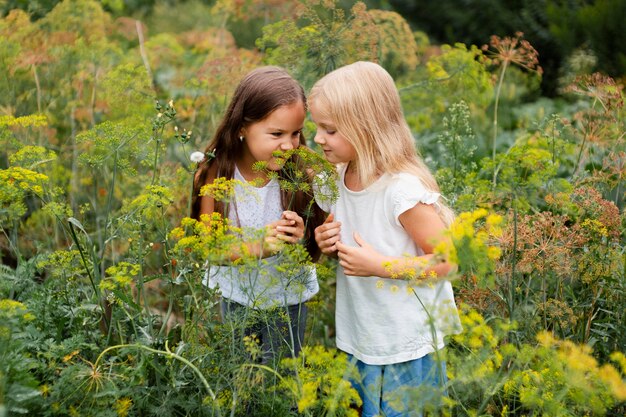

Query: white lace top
[204,165,319,309]
[316,165,461,365]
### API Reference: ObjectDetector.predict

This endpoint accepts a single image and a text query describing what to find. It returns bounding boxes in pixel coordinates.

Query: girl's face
[310,101,356,165]
[239,101,305,172]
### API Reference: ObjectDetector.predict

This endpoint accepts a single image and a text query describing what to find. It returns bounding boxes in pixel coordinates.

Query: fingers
[264,235,283,253]
[315,215,341,240]
[353,232,367,247]
[315,215,341,254]
[277,211,304,242]
[281,210,303,224]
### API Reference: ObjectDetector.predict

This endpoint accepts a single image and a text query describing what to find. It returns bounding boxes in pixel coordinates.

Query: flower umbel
[482,32,542,74]
[190,151,205,163]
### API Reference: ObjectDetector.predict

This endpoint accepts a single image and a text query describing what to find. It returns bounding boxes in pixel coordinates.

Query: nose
[280,136,294,150]
[313,131,324,145]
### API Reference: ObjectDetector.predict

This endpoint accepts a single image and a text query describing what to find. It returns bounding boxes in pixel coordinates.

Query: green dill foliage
[255,147,339,210]
[435,100,478,201]
[0,299,43,415]
[0,1,625,416]
[257,0,379,86]
[279,346,361,416]
[400,43,493,133]
[77,120,151,175]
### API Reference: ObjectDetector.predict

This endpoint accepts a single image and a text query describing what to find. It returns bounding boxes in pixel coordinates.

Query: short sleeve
[391,173,441,227]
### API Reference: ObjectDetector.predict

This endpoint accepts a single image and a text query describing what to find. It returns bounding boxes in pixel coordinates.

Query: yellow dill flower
[375,280,384,289]
[536,331,557,347]
[69,405,80,417]
[599,364,626,401]
[610,351,626,374]
[581,218,608,237]
[200,177,242,202]
[62,350,80,363]
[169,227,185,240]
[115,397,133,417]
[0,114,47,128]
[0,299,35,321]
[390,285,399,293]
[298,381,318,412]
[487,246,502,260]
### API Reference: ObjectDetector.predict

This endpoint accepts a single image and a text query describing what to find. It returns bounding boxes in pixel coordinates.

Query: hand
[275,210,305,243]
[314,213,341,256]
[336,232,386,277]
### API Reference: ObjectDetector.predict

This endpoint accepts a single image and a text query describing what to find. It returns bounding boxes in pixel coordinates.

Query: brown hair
[191,66,325,260]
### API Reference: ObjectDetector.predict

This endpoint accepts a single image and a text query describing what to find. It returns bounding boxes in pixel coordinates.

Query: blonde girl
[191,66,325,364]
[311,61,461,416]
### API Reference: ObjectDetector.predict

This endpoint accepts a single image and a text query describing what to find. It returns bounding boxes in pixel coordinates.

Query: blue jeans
[348,353,447,417]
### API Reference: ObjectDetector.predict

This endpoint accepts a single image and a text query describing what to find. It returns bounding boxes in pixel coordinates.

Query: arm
[336,203,455,280]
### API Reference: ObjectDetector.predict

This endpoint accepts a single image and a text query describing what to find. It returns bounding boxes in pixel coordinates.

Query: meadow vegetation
[1,0,625,415]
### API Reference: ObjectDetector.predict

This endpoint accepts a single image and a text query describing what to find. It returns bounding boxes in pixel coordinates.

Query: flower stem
[94,342,220,414]
[492,61,508,188]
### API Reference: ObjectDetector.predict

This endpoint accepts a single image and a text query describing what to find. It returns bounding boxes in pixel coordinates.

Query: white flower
[190,151,205,163]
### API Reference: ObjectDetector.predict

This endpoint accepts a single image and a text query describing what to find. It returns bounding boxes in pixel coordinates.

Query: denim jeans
[348,352,447,417]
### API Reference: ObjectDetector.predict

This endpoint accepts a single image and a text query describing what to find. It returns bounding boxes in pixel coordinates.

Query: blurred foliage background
[0,0,625,416]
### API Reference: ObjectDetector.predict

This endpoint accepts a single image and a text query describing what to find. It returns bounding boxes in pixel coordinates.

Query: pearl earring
[239,135,244,142]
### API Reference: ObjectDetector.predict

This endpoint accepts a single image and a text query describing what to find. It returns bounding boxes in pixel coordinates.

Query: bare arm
[336,203,454,280]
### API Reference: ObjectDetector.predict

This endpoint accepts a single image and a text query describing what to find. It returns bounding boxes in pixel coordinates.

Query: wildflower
[115,397,133,417]
[482,32,542,74]
[63,350,80,363]
[190,151,205,163]
[298,381,318,412]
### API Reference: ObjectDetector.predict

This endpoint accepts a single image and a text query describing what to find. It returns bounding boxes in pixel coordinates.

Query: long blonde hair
[309,61,454,225]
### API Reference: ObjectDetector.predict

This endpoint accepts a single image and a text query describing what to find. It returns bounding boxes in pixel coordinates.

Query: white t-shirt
[204,165,319,309]
[317,164,461,365]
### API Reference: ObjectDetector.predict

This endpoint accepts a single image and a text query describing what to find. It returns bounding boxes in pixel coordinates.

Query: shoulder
[383,172,442,226]
[387,172,440,205]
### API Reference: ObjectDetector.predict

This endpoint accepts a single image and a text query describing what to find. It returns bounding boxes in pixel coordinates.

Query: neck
[344,162,363,191]
[235,159,270,186]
